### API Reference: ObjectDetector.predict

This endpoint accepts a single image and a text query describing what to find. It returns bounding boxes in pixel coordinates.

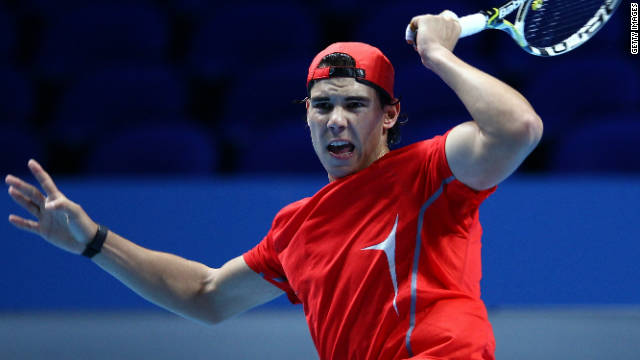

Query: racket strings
[524,0,606,48]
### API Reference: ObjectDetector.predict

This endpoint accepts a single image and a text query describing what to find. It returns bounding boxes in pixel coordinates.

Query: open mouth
[327,140,355,158]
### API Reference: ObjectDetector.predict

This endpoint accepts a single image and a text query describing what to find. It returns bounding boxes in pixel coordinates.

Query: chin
[325,163,361,181]
[319,152,362,180]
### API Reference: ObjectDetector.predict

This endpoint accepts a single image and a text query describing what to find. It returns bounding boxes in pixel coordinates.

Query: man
[6,12,542,360]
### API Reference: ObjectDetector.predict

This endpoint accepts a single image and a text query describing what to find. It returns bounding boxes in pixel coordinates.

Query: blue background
[2,175,639,310]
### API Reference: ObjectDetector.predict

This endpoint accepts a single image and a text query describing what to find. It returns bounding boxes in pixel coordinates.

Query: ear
[382,101,400,130]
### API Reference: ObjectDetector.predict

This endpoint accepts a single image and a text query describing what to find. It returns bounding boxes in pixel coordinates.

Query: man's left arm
[412,13,544,191]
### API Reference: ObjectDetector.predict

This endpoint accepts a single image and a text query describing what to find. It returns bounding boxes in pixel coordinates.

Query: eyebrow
[309,95,371,103]
[345,96,371,102]
[309,96,330,103]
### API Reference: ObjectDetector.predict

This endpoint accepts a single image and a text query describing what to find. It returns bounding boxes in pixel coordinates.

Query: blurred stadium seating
[34,3,169,81]
[0,6,16,64]
[18,0,159,14]
[187,4,319,82]
[395,62,471,120]
[221,60,309,145]
[0,0,635,175]
[85,122,218,174]
[0,126,45,175]
[523,57,640,141]
[0,68,34,126]
[549,115,640,173]
[50,65,189,146]
[234,122,319,173]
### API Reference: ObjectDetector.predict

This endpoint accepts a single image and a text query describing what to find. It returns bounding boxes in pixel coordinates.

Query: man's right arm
[6,159,283,325]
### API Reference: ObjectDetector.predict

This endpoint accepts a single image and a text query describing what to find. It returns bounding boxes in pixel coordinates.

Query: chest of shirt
[273,181,426,305]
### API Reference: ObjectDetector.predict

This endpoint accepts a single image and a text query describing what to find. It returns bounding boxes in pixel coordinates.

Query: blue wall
[1,175,639,310]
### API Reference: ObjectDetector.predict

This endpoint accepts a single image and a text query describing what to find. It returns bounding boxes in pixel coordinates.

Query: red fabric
[244,132,496,360]
[307,42,395,98]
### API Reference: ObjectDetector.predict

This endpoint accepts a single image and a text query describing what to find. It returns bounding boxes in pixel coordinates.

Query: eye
[347,101,366,110]
[312,102,333,112]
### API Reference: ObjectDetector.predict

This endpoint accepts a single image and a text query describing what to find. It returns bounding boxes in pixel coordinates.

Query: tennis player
[6,13,542,359]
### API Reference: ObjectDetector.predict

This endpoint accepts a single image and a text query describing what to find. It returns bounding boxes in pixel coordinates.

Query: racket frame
[516,0,621,56]
[406,0,622,57]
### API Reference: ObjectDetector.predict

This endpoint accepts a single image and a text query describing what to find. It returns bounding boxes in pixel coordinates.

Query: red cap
[307,42,395,98]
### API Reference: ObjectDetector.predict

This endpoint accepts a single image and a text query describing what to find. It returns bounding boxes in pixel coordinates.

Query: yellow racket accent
[484,7,525,47]
[532,0,544,11]
[501,19,526,46]
[487,8,500,25]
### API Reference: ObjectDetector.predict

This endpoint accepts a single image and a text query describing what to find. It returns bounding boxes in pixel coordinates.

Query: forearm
[92,231,218,323]
[423,45,541,142]
[7,161,272,324]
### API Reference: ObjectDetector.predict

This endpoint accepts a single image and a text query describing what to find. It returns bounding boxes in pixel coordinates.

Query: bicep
[445,121,540,191]
[206,255,284,323]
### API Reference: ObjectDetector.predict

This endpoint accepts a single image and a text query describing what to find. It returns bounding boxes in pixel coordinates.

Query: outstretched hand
[6,159,98,255]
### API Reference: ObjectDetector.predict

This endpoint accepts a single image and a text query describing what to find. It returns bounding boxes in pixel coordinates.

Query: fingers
[439,10,459,20]
[28,159,60,197]
[409,16,421,32]
[44,197,74,216]
[5,174,46,208]
[8,186,40,217]
[408,11,461,56]
[410,11,460,32]
[8,214,40,235]
[409,17,418,32]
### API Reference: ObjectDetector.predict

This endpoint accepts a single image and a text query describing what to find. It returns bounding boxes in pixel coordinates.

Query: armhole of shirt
[439,130,497,204]
[243,208,303,304]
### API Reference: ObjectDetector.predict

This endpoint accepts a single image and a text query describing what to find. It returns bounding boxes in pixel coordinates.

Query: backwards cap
[306,42,395,98]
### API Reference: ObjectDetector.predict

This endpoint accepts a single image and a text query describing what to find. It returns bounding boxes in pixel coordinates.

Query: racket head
[513,0,622,56]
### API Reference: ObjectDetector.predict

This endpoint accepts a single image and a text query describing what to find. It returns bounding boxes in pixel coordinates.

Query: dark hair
[307,53,407,146]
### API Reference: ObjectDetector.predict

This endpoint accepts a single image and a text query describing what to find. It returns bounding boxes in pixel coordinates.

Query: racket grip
[405,12,488,45]
[458,13,488,38]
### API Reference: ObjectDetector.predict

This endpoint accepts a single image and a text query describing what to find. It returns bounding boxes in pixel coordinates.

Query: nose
[327,107,348,133]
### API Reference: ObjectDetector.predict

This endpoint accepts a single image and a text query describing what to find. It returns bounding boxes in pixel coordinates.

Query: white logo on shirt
[361,214,399,316]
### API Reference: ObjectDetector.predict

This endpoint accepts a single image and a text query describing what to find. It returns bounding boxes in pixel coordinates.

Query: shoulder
[388,132,449,160]
[381,131,451,176]
[271,197,311,227]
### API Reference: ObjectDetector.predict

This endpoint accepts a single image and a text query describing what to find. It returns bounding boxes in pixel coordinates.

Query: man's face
[307,77,397,181]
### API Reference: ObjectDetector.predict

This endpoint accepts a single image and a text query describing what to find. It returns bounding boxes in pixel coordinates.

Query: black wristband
[82,224,109,258]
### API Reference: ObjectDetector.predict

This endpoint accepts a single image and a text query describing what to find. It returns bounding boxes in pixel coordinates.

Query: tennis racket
[405,0,622,56]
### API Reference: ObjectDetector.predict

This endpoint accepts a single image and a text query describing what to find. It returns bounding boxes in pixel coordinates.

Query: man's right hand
[409,11,462,70]
[6,159,98,255]
[6,160,284,324]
